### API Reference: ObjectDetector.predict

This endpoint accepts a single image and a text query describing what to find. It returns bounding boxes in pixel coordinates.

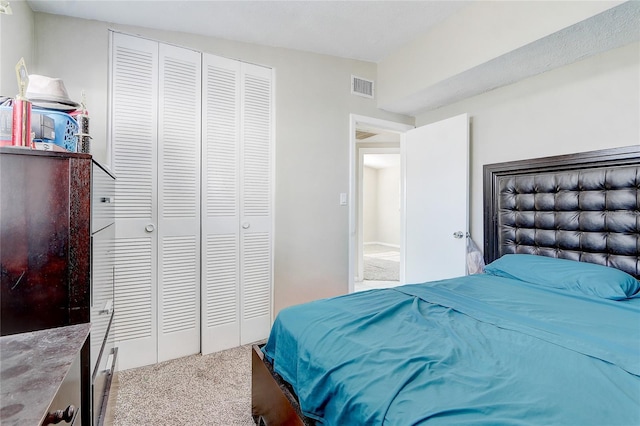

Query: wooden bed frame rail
[252,344,310,425]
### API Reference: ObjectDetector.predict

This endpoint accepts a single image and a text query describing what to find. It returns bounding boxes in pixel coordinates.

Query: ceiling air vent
[351,75,374,99]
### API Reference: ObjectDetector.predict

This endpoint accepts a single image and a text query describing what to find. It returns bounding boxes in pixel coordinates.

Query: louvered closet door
[110,32,159,369]
[111,33,202,369]
[157,44,202,362]
[201,56,273,354]
[239,63,273,344]
[201,55,241,354]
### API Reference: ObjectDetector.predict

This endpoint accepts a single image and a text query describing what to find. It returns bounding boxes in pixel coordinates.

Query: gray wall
[362,164,401,247]
[377,1,624,111]
[0,0,34,96]
[29,12,413,316]
[377,165,400,247]
[362,166,378,243]
[415,42,640,250]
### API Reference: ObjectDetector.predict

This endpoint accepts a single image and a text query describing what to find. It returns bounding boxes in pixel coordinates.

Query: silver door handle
[453,231,464,239]
[242,222,250,229]
[145,224,155,233]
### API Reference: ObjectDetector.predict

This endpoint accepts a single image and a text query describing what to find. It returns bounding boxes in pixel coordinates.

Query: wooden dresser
[0,147,117,425]
[0,323,90,426]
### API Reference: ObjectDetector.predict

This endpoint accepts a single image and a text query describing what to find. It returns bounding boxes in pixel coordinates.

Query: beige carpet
[114,344,255,425]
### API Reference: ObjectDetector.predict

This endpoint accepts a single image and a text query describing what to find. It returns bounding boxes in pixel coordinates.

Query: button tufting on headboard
[484,146,640,279]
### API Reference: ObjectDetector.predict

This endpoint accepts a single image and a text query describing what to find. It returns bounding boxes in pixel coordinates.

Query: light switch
[340,193,347,206]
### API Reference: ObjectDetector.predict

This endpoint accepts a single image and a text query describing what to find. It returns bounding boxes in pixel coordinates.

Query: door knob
[453,231,465,239]
[242,222,250,229]
[145,224,155,233]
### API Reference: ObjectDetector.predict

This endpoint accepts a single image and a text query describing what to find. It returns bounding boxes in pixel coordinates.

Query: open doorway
[349,114,413,293]
[358,152,401,291]
[349,114,469,294]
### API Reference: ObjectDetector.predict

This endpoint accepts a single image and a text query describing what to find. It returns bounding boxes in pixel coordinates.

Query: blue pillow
[484,254,640,300]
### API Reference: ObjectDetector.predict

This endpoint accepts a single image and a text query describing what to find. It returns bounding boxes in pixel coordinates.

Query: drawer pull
[100,197,113,203]
[99,300,113,315]
[43,404,75,424]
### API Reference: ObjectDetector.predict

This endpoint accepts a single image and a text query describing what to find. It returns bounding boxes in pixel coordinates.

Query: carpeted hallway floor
[355,244,400,292]
[114,344,256,425]
[363,244,399,281]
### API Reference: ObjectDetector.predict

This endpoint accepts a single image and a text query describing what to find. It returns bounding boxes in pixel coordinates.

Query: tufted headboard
[484,146,640,279]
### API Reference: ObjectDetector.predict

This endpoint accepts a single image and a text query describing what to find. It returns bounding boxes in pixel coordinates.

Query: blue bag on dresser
[32,109,78,152]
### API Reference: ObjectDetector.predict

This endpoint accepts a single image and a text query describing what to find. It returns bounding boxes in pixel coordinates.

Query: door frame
[348,114,413,293]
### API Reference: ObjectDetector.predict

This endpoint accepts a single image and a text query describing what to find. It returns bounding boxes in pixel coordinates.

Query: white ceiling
[26,0,470,63]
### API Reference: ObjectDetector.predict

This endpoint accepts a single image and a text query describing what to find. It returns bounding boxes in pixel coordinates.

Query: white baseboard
[363,242,400,249]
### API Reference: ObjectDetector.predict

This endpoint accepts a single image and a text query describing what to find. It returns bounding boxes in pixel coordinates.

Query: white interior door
[402,113,469,284]
[201,54,241,354]
[201,56,273,354]
[239,63,273,345]
[111,33,202,369]
[157,43,202,362]
[110,32,159,369]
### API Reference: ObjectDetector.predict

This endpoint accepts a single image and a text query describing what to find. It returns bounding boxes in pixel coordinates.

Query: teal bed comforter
[263,255,640,425]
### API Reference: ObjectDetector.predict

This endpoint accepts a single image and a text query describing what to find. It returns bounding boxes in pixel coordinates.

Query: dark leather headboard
[484,146,640,279]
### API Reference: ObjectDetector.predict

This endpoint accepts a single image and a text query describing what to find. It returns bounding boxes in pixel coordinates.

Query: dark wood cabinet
[0,147,117,425]
[1,148,92,334]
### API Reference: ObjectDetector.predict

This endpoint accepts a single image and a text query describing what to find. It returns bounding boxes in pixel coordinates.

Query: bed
[252,145,640,425]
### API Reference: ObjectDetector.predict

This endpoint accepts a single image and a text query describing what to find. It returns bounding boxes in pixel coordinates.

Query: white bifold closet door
[201,54,273,354]
[110,32,202,369]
